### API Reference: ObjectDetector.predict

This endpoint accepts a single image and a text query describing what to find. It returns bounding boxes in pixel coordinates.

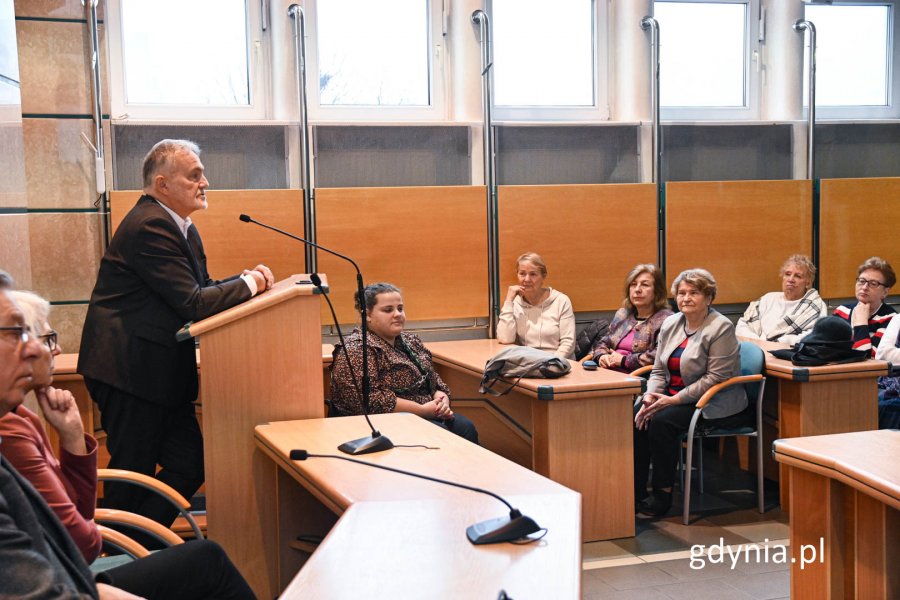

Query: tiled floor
[581,448,791,599]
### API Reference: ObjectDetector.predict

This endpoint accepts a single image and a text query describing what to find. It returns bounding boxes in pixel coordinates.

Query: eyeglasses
[39,330,58,352]
[856,277,887,289]
[0,325,32,346]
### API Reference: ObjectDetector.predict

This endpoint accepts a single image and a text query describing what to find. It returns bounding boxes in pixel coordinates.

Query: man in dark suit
[78,139,274,526]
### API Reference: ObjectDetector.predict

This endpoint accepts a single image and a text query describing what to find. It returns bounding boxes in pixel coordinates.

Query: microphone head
[310,273,322,287]
[289,449,309,461]
[239,214,251,223]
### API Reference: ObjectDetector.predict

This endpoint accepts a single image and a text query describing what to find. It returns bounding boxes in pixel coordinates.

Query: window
[107,0,267,120]
[490,0,607,121]
[803,2,899,119]
[305,0,445,121]
[653,0,759,119]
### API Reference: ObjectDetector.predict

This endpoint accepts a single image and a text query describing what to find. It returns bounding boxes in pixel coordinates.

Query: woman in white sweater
[735,254,827,345]
[497,252,576,359]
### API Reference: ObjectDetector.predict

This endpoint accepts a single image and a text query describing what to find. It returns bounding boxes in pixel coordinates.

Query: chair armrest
[95,509,185,547]
[97,469,191,509]
[695,374,764,409]
[97,469,203,539]
[96,524,150,559]
[630,364,653,377]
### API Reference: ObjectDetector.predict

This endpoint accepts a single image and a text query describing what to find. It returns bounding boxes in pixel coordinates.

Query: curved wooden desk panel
[109,190,305,282]
[498,183,657,312]
[255,415,582,598]
[665,180,812,304]
[819,177,900,298]
[315,186,488,323]
[774,430,899,600]
[428,339,642,541]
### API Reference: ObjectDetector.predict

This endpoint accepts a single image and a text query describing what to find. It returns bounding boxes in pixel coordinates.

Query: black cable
[290,450,515,513]
[314,275,361,399]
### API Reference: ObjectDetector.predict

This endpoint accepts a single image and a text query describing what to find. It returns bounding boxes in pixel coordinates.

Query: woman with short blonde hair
[497,252,576,359]
[736,254,827,344]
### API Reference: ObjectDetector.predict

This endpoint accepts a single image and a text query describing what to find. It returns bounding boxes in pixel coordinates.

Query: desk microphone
[289,449,543,544]
[239,214,393,455]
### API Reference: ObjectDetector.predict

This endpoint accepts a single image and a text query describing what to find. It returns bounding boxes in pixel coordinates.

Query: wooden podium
[182,274,327,598]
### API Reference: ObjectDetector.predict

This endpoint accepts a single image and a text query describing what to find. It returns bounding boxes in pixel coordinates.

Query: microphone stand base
[466,513,541,545]
[338,433,394,456]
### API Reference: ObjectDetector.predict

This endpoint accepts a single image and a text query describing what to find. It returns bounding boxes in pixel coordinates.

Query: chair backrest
[738,341,766,400]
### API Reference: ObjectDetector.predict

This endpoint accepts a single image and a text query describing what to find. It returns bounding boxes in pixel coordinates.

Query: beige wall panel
[316,186,488,323]
[109,189,305,283]
[24,118,96,208]
[27,211,100,300]
[0,118,26,209]
[666,180,813,304]
[0,213,33,289]
[17,20,108,115]
[499,184,658,312]
[820,178,900,299]
[15,0,102,20]
[49,302,87,355]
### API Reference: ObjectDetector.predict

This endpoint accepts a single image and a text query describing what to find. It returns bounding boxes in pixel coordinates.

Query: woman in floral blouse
[590,264,673,373]
[330,282,479,443]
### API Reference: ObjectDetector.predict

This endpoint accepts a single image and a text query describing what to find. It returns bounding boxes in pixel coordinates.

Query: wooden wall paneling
[665,180,813,304]
[819,178,900,299]
[108,190,305,282]
[315,186,488,324]
[498,184,658,312]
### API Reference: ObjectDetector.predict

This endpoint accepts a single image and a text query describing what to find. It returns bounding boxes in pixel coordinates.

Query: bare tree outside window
[316,0,430,106]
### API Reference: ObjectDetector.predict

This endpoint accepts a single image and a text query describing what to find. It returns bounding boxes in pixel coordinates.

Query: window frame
[803,1,900,120]
[488,0,609,122]
[302,0,447,123]
[654,0,761,121]
[106,0,269,121]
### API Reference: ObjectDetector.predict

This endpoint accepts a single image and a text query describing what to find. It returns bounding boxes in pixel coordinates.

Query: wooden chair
[94,468,204,560]
[680,342,766,525]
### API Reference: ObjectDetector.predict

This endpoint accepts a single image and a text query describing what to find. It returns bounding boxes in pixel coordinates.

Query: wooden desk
[255,414,582,599]
[427,339,642,541]
[773,430,899,600]
[743,338,889,507]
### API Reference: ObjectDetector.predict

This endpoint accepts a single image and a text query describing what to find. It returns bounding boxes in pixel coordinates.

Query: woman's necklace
[683,311,708,337]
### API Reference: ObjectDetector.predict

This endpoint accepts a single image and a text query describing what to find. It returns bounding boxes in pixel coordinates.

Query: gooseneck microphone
[239,214,393,455]
[289,449,543,545]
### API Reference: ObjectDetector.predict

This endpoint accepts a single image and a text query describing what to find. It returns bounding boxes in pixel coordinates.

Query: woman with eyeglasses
[832,256,896,356]
[833,256,900,430]
[0,290,256,599]
[330,282,479,443]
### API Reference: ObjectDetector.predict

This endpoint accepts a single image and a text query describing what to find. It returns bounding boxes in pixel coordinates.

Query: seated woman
[735,254,827,345]
[590,264,673,373]
[0,290,255,600]
[330,283,478,443]
[833,256,896,356]
[633,269,748,518]
[497,252,576,359]
[875,315,900,429]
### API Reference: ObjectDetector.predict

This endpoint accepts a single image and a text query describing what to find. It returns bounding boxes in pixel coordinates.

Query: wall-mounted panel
[816,124,900,179]
[109,190,305,284]
[112,124,288,190]
[316,186,487,323]
[662,125,793,182]
[666,180,813,304]
[496,126,640,185]
[820,177,900,298]
[314,126,470,188]
[499,184,657,312]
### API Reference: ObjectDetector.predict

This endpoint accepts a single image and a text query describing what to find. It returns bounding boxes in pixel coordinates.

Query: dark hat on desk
[769,316,870,366]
